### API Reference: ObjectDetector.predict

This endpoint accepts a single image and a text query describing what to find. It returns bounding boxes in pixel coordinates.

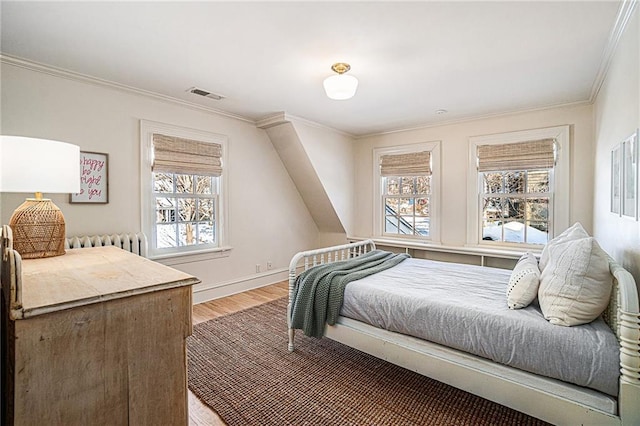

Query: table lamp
[0,135,80,258]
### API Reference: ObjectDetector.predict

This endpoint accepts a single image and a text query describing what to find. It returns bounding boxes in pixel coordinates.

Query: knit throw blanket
[290,250,410,338]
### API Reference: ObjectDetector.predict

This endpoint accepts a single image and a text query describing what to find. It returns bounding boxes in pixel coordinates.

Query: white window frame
[466,125,570,249]
[140,119,229,260]
[373,141,441,244]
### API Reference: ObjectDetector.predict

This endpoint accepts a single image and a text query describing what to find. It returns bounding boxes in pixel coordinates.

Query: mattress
[340,258,620,397]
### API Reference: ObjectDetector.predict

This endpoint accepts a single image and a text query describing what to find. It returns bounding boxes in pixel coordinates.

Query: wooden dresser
[1,228,200,425]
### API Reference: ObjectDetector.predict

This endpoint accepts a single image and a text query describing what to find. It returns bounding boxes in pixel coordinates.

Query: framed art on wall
[611,144,621,215]
[622,131,638,219]
[70,151,109,203]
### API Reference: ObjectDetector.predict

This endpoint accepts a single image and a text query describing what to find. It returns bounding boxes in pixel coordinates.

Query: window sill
[348,236,538,261]
[150,246,233,266]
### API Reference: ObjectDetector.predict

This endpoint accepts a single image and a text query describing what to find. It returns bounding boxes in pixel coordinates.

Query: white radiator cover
[65,233,148,257]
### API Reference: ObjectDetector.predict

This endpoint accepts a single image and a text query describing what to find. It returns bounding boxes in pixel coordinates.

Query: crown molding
[360,1,638,140]
[589,0,638,102]
[257,111,354,138]
[255,112,292,129]
[2,53,354,137]
[356,99,592,140]
[286,113,355,138]
[0,53,255,125]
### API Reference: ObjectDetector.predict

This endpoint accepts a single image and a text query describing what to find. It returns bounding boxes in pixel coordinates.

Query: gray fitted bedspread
[339,258,620,397]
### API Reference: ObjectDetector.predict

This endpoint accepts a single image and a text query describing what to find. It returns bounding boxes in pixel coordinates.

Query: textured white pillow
[539,222,589,272]
[507,253,540,309]
[538,237,612,326]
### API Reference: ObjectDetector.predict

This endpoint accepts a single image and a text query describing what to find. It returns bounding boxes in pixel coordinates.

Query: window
[480,169,551,244]
[153,172,218,248]
[140,120,228,259]
[374,142,440,242]
[467,126,570,248]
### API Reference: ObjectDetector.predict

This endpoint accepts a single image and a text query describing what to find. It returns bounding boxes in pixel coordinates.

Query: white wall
[263,120,345,236]
[291,119,355,242]
[353,103,595,245]
[0,62,319,301]
[593,7,640,284]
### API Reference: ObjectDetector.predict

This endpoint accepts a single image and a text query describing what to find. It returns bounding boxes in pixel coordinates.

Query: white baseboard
[192,267,289,304]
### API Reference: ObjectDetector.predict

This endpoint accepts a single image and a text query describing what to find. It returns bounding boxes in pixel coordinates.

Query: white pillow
[539,222,589,271]
[538,237,612,326]
[507,252,540,309]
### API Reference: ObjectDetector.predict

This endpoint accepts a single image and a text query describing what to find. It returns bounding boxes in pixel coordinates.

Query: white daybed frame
[287,240,640,426]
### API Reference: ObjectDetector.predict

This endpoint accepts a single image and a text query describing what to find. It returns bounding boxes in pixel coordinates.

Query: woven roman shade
[477,139,555,172]
[380,151,431,176]
[152,134,222,176]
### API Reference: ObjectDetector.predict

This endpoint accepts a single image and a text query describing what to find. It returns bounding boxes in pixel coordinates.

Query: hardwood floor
[188,281,289,426]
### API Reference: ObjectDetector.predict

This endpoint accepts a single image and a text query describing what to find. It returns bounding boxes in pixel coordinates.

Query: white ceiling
[0,1,621,136]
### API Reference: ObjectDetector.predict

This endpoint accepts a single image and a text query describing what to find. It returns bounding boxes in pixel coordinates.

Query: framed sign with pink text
[70,151,109,203]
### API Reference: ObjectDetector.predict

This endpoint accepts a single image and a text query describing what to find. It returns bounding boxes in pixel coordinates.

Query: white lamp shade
[323,74,359,100]
[0,136,81,194]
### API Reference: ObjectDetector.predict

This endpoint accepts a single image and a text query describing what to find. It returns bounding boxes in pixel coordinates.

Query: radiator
[65,232,148,257]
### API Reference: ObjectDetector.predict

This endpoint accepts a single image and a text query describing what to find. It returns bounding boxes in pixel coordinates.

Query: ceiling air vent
[187,87,225,100]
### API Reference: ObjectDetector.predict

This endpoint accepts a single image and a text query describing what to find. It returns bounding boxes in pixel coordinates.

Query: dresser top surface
[14,246,199,318]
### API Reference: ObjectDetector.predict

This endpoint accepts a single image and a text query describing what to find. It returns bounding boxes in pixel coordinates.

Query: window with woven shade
[477,139,555,172]
[374,143,440,242]
[140,120,229,258]
[476,138,556,245]
[380,151,431,177]
[151,133,224,252]
[152,134,223,177]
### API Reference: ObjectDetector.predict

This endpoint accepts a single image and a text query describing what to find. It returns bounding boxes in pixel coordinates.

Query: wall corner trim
[589,0,638,102]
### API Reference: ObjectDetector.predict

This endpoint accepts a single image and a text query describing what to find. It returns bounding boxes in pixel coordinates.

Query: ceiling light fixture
[323,63,358,100]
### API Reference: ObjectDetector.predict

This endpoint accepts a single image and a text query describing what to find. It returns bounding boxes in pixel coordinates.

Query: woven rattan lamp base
[9,198,66,258]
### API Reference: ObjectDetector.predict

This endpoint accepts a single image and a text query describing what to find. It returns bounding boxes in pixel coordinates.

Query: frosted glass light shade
[323,74,359,100]
[0,135,81,194]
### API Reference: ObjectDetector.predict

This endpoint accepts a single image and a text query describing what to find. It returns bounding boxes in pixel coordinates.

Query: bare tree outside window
[481,169,550,244]
[153,172,217,249]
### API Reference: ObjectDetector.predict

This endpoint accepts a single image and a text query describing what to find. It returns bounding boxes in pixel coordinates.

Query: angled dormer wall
[258,113,355,246]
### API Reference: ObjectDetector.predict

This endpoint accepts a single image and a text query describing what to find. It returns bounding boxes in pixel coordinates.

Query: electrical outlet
[267,261,273,270]
[256,264,261,273]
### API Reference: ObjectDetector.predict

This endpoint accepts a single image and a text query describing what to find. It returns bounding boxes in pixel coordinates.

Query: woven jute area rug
[187,297,549,426]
